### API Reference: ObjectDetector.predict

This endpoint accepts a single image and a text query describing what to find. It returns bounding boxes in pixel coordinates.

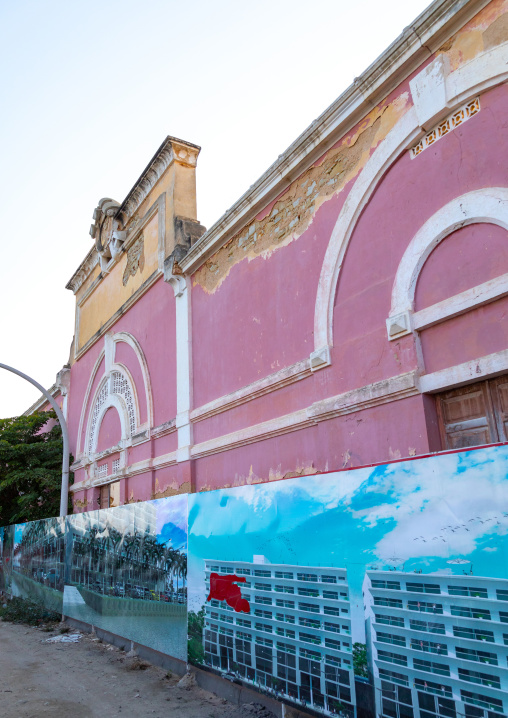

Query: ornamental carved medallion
[122,235,145,286]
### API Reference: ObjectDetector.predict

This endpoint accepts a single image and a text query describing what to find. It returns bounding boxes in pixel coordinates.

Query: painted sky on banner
[154,495,188,551]
[188,444,508,640]
[61,495,187,552]
[14,524,25,545]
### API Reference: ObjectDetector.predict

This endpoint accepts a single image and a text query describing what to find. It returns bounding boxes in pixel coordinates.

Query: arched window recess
[386,188,508,341]
[86,366,139,458]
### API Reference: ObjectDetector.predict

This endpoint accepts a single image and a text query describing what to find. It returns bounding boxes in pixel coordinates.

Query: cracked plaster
[439,0,508,69]
[194,94,411,294]
[194,3,508,297]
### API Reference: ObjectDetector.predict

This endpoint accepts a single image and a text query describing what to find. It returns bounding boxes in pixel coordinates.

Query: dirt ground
[0,621,276,718]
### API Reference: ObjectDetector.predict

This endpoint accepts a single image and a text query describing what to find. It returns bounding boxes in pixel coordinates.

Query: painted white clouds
[155,495,187,535]
[364,449,508,561]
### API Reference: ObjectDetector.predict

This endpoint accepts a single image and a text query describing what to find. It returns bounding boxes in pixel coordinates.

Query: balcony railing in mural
[199,659,355,718]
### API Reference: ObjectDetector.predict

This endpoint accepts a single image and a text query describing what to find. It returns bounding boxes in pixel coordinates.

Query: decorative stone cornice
[23,383,59,416]
[179,0,490,275]
[67,136,200,295]
[116,136,200,226]
[66,247,99,294]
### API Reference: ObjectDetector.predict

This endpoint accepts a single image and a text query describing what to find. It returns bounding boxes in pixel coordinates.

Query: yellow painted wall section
[78,213,160,349]
[173,165,198,219]
[441,0,508,69]
[75,263,101,306]
[126,162,197,260]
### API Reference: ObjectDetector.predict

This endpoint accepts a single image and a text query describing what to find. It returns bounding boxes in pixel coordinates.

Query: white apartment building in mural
[364,571,508,718]
[203,556,356,716]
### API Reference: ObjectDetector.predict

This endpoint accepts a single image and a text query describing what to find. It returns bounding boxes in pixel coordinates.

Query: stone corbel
[55,365,71,395]
[386,311,412,341]
[174,216,206,249]
[310,345,331,371]
[164,249,187,297]
[171,140,200,168]
[110,229,127,259]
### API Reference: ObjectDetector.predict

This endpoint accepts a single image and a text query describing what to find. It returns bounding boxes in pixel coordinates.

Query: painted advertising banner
[187,445,508,718]
[2,444,508,718]
[8,518,65,613]
[63,494,187,660]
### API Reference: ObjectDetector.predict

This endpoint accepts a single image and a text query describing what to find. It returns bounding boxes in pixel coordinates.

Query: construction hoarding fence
[2,444,508,718]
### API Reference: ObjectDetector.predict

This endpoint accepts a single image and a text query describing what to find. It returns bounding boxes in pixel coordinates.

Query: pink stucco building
[30,0,508,512]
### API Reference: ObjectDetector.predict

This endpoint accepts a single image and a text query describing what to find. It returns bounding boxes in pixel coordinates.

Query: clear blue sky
[0,0,430,417]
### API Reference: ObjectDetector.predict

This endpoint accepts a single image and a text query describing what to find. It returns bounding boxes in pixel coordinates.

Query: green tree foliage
[353,641,368,677]
[0,411,73,525]
[187,607,205,665]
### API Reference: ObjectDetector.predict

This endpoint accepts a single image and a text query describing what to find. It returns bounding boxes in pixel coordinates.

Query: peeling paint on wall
[194,3,508,297]
[194,94,410,294]
[268,462,321,482]
[73,498,91,510]
[151,478,192,499]
[440,1,508,70]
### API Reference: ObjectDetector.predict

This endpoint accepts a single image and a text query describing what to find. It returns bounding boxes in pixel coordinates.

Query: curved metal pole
[0,363,69,517]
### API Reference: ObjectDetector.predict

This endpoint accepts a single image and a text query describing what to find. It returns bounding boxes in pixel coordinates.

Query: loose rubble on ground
[0,619,279,718]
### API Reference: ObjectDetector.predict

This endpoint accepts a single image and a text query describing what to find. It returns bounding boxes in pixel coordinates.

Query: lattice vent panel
[87,371,136,455]
[88,382,109,454]
[111,371,136,435]
[411,98,480,158]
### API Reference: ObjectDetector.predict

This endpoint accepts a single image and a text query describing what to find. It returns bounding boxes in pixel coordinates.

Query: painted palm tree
[108,527,123,581]
[169,549,187,601]
[163,546,177,598]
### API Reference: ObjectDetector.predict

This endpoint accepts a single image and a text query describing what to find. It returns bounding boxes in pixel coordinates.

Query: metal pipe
[0,363,70,517]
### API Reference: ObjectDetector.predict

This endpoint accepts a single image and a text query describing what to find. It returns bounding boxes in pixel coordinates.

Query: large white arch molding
[387,188,508,339]
[76,330,153,459]
[312,42,508,368]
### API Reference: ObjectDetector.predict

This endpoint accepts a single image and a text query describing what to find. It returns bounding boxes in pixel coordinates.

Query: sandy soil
[0,621,275,718]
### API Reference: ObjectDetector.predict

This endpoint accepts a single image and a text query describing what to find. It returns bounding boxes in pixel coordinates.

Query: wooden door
[489,376,508,442]
[436,382,498,450]
[99,484,110,509]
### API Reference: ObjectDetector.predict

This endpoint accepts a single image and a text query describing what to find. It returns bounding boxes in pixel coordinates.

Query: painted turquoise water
[63,597,187,661]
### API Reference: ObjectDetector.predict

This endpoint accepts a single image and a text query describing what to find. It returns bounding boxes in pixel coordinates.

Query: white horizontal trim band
[191,359,311,422]
[413,273,508,331]
[70,451,178,492]
[191,371,419,459]
[420,349,508,393]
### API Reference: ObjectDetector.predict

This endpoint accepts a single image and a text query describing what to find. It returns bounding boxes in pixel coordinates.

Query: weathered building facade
[34,0,508,511]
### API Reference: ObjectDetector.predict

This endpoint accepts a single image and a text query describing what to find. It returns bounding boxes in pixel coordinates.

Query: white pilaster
[165,266,193,462]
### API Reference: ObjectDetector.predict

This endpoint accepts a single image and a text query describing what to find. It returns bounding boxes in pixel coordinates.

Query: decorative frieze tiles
[410,97,480,158]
